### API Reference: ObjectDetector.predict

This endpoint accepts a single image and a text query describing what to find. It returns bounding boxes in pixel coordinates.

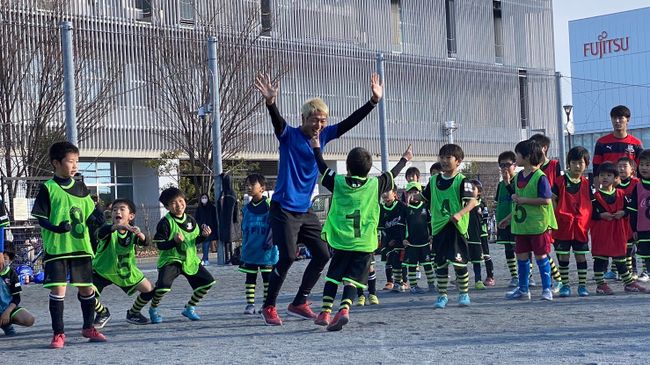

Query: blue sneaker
[505,288,531,300]
[434,295,449,309]
[577,285,590,297]
[2,324,17,336]
[458,293,471,307]
[551,281,563,294]
[149,307,163,324]
[559,285,571,298]
[604,271,617,280]
[181,306,201,321]
[541,288,553,301]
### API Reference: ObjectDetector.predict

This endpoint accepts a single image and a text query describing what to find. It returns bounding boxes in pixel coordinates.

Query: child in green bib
[150,187,215,323]
[312,136,412,331]
[422,144,478,309]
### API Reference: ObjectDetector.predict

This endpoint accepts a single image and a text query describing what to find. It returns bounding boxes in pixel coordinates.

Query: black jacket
[217,174,240,242]
[195,199,218,240]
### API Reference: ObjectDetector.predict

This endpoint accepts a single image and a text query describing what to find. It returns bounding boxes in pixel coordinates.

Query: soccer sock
[78,292,96,330]
[642,258,648,274]
[402,265,408,284]
[291,250,329,306]
[577,260,588,286]
[484,254,494,279]
[614,258,634,285]
[436,266,449,295]
[129,290,154,315]
[357,287,365,298]
[187,283,213,307]
[368,270,377,296]
[472,262,482,283]
[150,288,168,308]
[94,297,108,315]
[385,264,393,283]
[505,246,517,279]
[517,259,531,292]
[407,265,418,287]
[392,263,403,284]
[321,281,337,313]
[594,257,608,285]
[455,266,469,294]
[261,271,271,300]
[245,273,257,305]
[611,259,618,274]
[339,285,356,312]
[49,293,65,334]
[558,259,570,285]
[536,257,552,290]
[548,256,562,283]
[423,262,436,286]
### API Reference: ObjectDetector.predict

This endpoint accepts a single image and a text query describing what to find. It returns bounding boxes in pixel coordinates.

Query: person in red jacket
[551,147,592,297]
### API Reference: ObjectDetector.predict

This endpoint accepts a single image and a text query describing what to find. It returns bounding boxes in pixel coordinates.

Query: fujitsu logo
[583,31,629,59]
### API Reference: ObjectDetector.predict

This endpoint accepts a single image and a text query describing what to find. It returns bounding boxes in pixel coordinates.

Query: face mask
[3,261,9,268]
[201,198,208,204]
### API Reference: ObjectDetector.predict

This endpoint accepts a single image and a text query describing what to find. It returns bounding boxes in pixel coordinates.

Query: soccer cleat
[287,303,317,320]
[484,277,496,287]
[356,295,366,306]
[49,333,66,349]
[126,310,150,325]
[559,285,571,298]
[577,285,590,297]
[508,277,519,288]
[202,260,210,266]
[596,283,614,295]
[458,293,471,307]
[390,283,402,293]
[93,308,111,329]
[181,305,201,321]
[382,282,394,291]
[624,282,647,293]
[551,281,563,294]
[244,304,256,315]
[505,288,531,300]
[410,285,426,294]
[368,294,380,305]
[314,311,331,326]
[2,324,17,336]
[261,306,283,326]
[603,271,617,280]
[474,281,486,290]
[434,294,448,309]
[540,288,553,301]
[638,272,650,283]
[81,327,107,342]
[149,307,163,324]
[326,309,349,331]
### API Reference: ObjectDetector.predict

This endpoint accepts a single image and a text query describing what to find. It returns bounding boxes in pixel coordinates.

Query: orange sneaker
[81,327,107,342]
[287,303,317,319]
[49,333,66,349]
[326,309,350,332]
[382,282,394,291]
[314,311,330,326]
[261,306,283,326]
[624,281,647,293]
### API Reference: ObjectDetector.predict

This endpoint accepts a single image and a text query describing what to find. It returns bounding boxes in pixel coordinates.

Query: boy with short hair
[402,182,435,293]
[312,138,411,331]
[423,144,477,309]
[92,199,155,327]
[378,189,408,292]
[150,187,216,323]
[626,150,650,290]
[467,180,495,289]
[239,173,279,315]
[505,140,557,301]
[495,151,519,286]
[1,251,36,336]
[594,162,645,294]
[429,162,442,177]
[616,156,645,281]
[551,147,592,297]
[31,141,107,348]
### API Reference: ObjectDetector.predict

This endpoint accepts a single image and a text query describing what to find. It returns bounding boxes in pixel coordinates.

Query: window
[390,0,403,52]
[493,1,504,64]
[261,0,272,36]
[445,0,457,57]
[79,161,134,204]
[179,0,196,25]
[36,0,57,11]
[136,0,152,22]
[518,70,529,129]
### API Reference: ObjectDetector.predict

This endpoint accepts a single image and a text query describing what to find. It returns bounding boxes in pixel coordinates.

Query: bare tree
[0,0,122,216]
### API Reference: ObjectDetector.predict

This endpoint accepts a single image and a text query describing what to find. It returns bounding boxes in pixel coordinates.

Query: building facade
[569,7,650,164]
[3,0,557,226]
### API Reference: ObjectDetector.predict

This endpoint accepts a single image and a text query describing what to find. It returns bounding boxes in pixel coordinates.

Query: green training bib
[93,229,145,290]
[429,174,469,236]
[511,169,558,235]
[157,213,201,275]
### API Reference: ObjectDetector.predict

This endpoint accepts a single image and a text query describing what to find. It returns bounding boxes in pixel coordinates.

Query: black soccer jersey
[379,200,407,245]
[404,201,431,246]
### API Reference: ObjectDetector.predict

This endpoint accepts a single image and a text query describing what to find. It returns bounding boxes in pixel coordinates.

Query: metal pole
[60,21,77,146]
[208,37,225,265]
[554,72,566,170]
[376,53,389,172]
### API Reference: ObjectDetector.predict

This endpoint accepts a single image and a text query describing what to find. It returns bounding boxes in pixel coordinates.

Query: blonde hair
[301,98,329,119]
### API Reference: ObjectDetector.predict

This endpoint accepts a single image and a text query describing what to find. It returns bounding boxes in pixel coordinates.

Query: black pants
[264,202,330,307]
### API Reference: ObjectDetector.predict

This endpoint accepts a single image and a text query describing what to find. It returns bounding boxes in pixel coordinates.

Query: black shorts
[404,244,432,266]
[554,240,590,255]
[387,248,404,269]
[432,223,468,268]
[496,226,515,245]
[43,256,93,289]
[269,201,329,262]
[93,271,143,296]
[468,241,484,263]
[239,263,273,274]
[325,249,372,289]
[155,263,215,291]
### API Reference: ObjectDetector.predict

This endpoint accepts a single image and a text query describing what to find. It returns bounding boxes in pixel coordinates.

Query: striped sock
[94,297,108,315]
[455,267,469,294]
[549,256,562,283]
[436,265,449,295]
[392,264,403,284]
[423,262,436,286]
[615,258,634,285]
[407,265,418,287]
[558,260,570,285]
[150,289,167,308]
[627,256,634,274]
[506,257,518,279]
[577,261,588,286]
[187,284,213,307]
[339,285,356,311]
[321,281,337,313]
[129,291,154,315]
[594,270,605,285]
[245,283,256,305]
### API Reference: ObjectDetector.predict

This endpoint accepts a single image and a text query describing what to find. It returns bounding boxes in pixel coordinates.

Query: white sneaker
[638,272,650,283]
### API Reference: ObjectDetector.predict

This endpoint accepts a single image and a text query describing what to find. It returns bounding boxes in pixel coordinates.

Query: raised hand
[254,73,279,105]
[370,73,383,103]
[402,144,413,161]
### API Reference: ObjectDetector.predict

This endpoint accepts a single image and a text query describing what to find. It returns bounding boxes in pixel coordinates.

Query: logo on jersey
[186,222,193,230]
[455,253,463,262]
[626,145,635,154]
[605,145,613,151]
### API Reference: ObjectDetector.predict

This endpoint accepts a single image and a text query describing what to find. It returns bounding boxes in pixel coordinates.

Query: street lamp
[563,104,574,150]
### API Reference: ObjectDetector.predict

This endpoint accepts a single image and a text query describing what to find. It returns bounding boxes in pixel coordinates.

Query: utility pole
[61,21,77,145]
[376,53,389,172]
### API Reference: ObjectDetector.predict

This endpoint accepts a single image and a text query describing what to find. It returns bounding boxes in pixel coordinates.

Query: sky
[553,0,650,104]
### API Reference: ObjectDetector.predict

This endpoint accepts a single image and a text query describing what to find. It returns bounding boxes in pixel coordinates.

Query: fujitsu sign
[583,31,629,59]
